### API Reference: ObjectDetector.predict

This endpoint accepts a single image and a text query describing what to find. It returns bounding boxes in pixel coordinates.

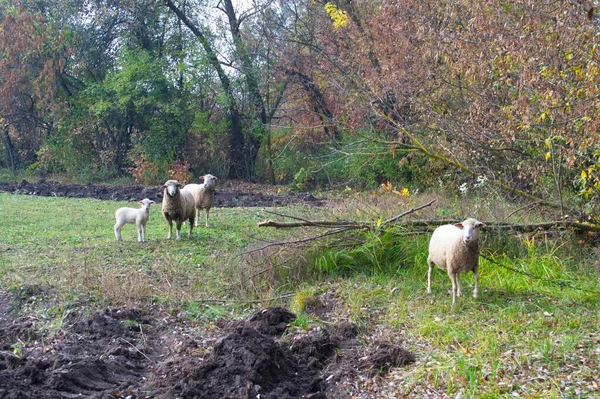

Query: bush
[259,130,441,191]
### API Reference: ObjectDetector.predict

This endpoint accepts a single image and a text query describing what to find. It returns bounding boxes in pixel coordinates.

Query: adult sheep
[161,179,196,240]
[427,218,486,306]
[181,173,218,227]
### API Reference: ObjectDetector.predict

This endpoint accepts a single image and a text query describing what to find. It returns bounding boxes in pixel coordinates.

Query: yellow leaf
[376,218,382,228]
[545,152,551,161]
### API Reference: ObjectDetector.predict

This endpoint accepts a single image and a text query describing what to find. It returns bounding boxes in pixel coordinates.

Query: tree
[0,5,70,170]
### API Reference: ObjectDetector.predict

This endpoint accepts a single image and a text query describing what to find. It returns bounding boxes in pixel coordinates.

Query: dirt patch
[0,179,324,207]
[0,291,415,398]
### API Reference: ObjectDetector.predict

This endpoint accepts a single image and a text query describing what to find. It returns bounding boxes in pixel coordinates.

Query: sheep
[427,218,486,306]
[161,179,196,240]
[114,198,155,242]
[181,174,218,227]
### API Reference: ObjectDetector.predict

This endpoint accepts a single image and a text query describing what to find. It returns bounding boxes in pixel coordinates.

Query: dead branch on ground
[257,200,436,230]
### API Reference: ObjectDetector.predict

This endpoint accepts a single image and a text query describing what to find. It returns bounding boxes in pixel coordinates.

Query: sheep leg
[167,219,173,240]
[176,221,183,240]
[137,224,146,242]
[194,209,200,227]
[205,210,210,228]
[449,272,458,306]
[427,258,434,294]
[114,223,123,241]
[188,217,194,237]
[472,265,479,299]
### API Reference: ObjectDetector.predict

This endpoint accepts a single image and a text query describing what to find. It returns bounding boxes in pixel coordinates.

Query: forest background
[1,0,600,218]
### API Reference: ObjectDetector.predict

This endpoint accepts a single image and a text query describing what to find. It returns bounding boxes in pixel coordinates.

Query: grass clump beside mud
[1,188,599,398]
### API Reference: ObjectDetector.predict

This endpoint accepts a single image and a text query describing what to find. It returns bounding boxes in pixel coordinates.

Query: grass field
[1,191,599,397]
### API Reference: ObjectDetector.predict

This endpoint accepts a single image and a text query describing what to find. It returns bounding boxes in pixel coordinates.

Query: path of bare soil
[0,179,324,207]
[0,287,415,398]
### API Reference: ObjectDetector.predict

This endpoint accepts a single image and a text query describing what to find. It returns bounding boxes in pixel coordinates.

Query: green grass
[1,191,599,397]
[0,193,295,306]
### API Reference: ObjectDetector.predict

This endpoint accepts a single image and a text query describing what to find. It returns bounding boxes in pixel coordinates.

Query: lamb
[114,198,155,242]
[161,179,196,240]
[181,174,218,227]
[427,218,486,306]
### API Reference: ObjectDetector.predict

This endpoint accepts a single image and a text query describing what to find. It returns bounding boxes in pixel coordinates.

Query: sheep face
[201,174,217,189]
[454,218,485,245]
[138,198,155,208]
[163,180,182,197]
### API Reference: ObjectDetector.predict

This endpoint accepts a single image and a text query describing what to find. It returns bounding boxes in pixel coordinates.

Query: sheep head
[162,180,183,197]
[138,198,155,208]
[454,218,485,245]
[201,174,218,189]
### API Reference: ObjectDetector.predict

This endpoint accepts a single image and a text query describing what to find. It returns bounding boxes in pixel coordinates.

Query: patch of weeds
[181,301,231,322]
[290,286,317,314]
[11,341,24,357]
[124,319,140,329]
[289,313,310,330]
[455,355,483,395]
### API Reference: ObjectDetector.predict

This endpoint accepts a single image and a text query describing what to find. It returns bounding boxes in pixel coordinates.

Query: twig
[503,201,544,222]
[240,227,355,256]
[198,293,295,304]
[379,200,436,226]
[121,338,155,365]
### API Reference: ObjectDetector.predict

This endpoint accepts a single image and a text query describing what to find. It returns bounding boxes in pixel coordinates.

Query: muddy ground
[0,179,323,207]
[0,287,415,398]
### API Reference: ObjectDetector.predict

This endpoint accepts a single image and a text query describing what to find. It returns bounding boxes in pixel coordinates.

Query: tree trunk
[1,123,18,171]
[288,70,339,140]
[222,0,266,180]
[163,0,250,179]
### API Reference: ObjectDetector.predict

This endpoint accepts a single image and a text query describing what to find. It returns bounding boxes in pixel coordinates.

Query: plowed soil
[0,179,323,207]
[0,288,415,398]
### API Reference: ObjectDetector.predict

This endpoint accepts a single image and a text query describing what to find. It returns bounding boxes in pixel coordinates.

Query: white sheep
[161,179,196,240]
[181,174,218,227]
[427,218,486,306]
[114,198,155,242]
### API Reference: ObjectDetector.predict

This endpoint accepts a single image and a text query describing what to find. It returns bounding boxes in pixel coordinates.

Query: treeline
[1,1,599,212]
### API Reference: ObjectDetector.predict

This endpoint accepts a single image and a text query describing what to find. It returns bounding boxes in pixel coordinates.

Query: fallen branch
[483,220,600,233]
[257,200,436,230]
[257,219,368,229]
[400,219,600,233]
[241,227,353,256]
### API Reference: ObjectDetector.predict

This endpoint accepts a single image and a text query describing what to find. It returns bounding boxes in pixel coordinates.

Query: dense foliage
[1,0,599,212]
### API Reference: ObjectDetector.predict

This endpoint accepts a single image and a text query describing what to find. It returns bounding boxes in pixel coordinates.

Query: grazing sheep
[161,179,196,240]
[181,174,218,227]
[114,198,155,242]
[427,218,486,306]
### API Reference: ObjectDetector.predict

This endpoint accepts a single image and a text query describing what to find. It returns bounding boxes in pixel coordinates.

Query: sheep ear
[138,200,143,204]
[476,222,486,228]
[150,200,155,204]
[454,223,464,229]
